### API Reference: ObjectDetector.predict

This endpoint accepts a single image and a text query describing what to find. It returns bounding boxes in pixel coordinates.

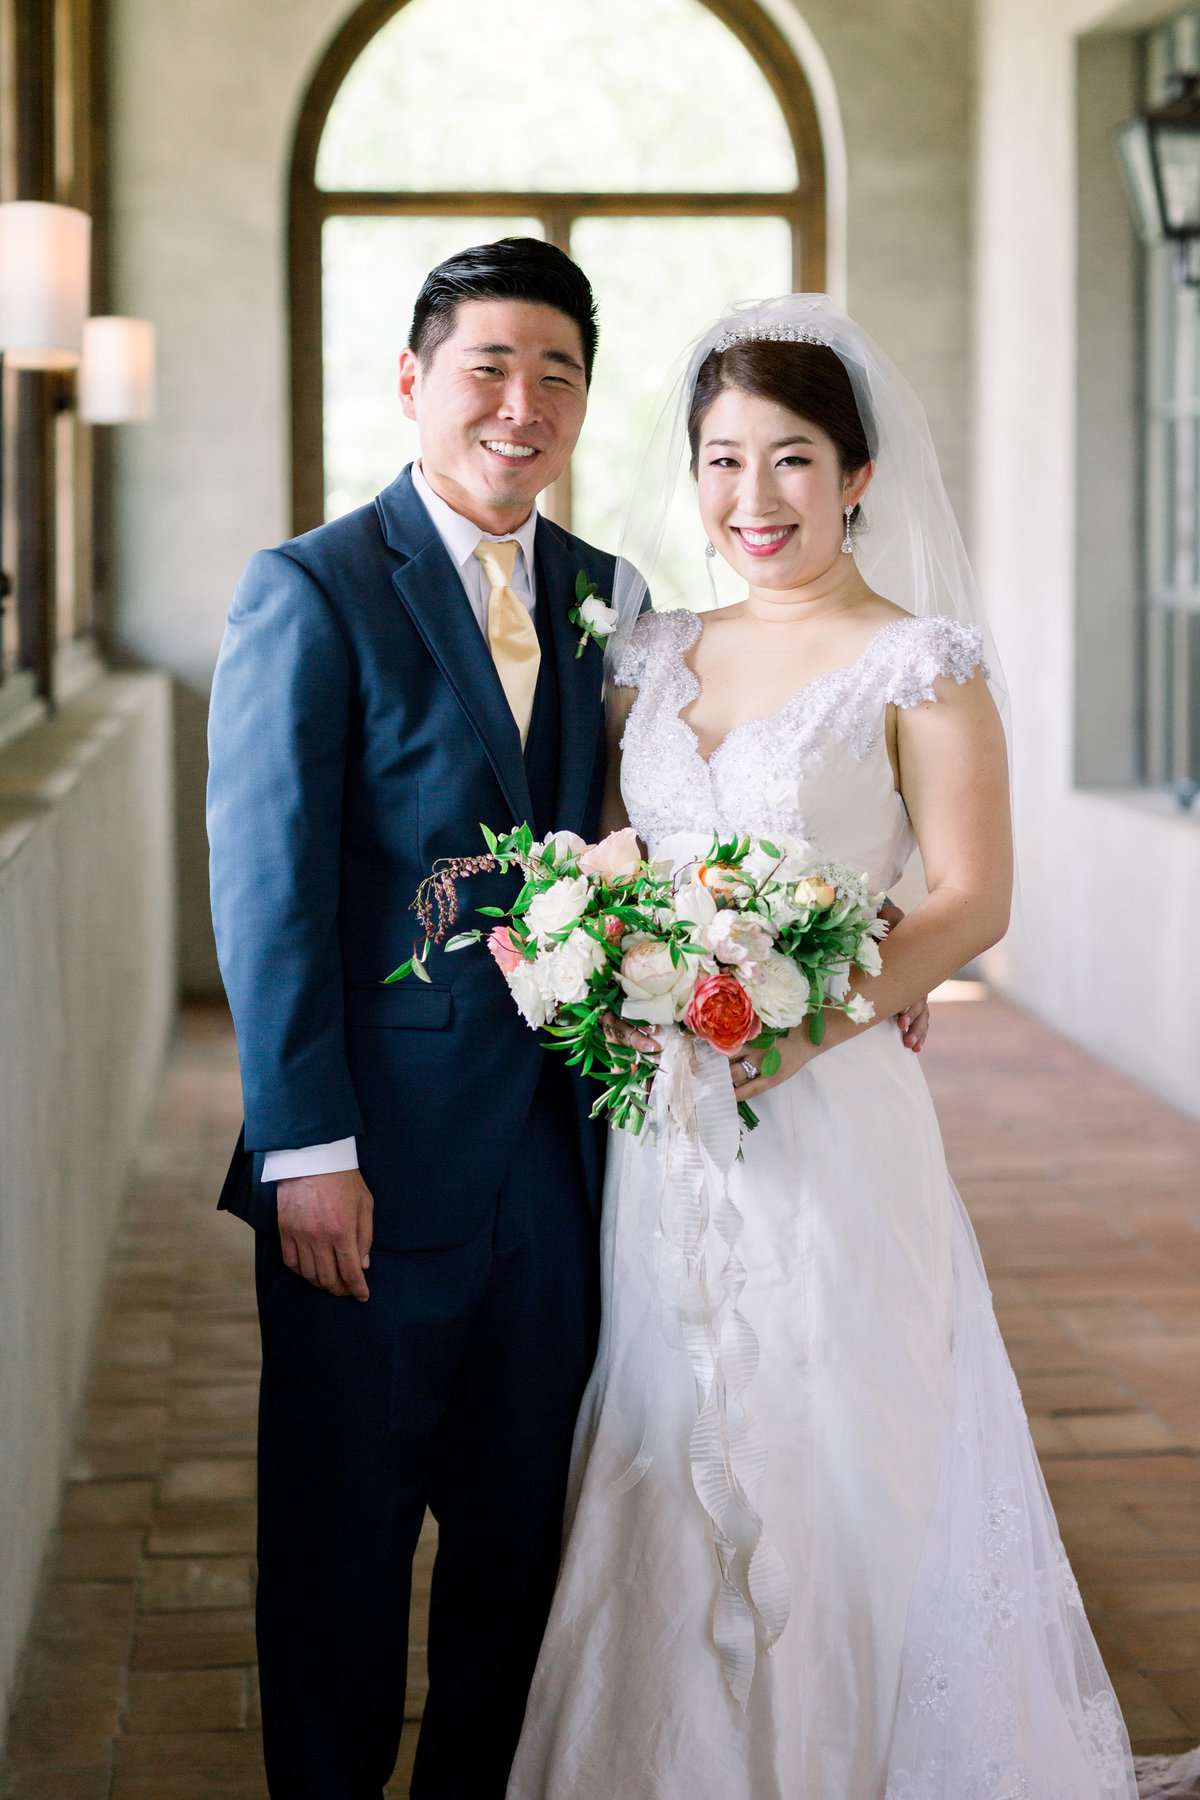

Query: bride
[506,297,1192,1800]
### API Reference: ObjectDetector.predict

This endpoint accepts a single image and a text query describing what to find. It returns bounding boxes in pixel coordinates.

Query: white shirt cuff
[261,1137,359,1182]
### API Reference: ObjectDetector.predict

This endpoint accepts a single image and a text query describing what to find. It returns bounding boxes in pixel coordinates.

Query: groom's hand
[276,1170,374,1301]
[878,902,930,1053]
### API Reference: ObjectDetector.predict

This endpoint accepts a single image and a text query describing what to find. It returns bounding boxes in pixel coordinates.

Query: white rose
[742,835,813,886]
[524,873,590,944]
[579,594,619,637]
[760,886,803,929]
[507,957,553,1028]
[854,935,883,977]
[532,829,587,870]
[545,927,606,1005]
[742,950,809,1030]
[697,909,777,972]
[845,993,875,1025]
[618,937,702,1024]
[672,881,717,928]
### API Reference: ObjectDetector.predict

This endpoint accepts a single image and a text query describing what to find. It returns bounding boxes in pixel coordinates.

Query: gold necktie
[472,538,541,747]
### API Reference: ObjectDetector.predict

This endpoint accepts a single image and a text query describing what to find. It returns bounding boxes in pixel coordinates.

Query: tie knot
[473,538,520,590]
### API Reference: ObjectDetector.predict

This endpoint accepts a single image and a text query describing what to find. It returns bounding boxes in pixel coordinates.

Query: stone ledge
[0,673,169,877]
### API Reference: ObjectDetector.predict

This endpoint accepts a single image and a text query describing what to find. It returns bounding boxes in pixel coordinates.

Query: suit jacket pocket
[345,983,453,1029]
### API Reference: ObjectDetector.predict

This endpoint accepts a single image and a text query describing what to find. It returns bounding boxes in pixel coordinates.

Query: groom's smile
[399,296,589,535]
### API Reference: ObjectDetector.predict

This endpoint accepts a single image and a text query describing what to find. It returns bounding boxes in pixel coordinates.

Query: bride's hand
[728,1029,818,1102]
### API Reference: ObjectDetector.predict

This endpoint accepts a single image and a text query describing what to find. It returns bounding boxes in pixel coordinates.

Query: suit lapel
[379,469,533,828]
[535,518,605,837]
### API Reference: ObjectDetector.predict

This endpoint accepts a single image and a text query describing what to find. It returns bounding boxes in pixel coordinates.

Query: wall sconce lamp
[79,317,156,424]
[0,201,92,620]
[1115,72,1200,285]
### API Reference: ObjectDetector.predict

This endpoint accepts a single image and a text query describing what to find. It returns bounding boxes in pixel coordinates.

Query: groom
[207,239,621,1799]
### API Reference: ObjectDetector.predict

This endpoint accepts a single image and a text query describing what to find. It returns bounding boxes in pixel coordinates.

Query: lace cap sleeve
[884,617,988,710]
[611,608,696,690]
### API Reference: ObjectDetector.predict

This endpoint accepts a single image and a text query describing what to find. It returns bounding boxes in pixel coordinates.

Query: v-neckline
[675,612,912,769]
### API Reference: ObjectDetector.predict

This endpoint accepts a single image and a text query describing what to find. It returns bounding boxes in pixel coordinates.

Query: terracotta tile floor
[2,995,1199,1795]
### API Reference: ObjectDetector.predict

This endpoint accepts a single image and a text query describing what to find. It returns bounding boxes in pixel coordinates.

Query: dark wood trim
[287,0,828,534]
[314,189,810,217]
[13,0,56,697]
[14,369,53,693]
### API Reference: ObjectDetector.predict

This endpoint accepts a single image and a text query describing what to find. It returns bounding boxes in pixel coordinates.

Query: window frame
[288,0,825,535]
[1139,11,1200,800]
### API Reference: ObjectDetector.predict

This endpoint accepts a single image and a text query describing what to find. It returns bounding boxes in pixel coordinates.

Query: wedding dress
[507,606,1145,1800]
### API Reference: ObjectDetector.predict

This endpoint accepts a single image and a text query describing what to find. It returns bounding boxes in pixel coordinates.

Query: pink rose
[487,925,524,975]
[580,827,642,884]
[683,972,760,1057]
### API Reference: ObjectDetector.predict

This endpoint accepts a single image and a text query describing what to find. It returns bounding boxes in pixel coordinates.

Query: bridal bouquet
[387,825,886,1134]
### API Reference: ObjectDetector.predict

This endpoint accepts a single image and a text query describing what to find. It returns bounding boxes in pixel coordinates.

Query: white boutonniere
[570,568,619,660]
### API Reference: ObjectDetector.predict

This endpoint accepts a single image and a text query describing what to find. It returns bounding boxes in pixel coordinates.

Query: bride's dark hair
[687,341,873,480]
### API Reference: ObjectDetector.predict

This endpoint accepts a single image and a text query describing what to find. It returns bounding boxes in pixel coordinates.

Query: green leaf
[761,1046,782,1078]
[747,1030,777,1051]
[476,906,507,918]
[808,1007,826,1046]
[411,956,433,985]
[758,839,781,859]
[383,960,412,984]
[575,568,589,601]
[480,822,498,853]
[444,932,480,953]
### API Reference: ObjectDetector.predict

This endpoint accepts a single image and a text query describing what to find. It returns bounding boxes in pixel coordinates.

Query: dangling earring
[705,541,716,559]
[704,540,719,606]
[841,507,854,555]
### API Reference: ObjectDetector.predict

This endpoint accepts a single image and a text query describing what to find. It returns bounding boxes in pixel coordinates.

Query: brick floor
[1,995,1198,1794]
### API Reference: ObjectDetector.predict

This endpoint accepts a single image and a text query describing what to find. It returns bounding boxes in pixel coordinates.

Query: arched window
[290,0,825,581]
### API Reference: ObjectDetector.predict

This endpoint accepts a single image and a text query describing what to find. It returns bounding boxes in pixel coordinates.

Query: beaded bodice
[614,609,986,891]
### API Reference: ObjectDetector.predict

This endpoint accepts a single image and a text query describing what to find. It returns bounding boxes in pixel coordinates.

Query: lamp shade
[79,316,156,423]
[0,202,90,369]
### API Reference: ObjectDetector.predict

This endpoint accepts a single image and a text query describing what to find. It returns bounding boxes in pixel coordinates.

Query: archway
[288,0,826,570]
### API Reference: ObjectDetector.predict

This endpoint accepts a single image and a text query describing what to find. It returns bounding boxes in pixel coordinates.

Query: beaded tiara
[712,322,832,353]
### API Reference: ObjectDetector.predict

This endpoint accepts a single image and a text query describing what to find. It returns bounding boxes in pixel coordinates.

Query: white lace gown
[507,611,1139,1800]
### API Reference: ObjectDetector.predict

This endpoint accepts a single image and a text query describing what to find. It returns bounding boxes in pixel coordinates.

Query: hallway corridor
[1,996,1198,1796]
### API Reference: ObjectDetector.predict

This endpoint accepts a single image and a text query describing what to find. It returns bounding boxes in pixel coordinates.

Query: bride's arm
[737,668,1011,1097]
[597,682,637,837]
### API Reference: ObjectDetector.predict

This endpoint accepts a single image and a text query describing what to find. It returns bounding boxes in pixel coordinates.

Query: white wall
[974,0,1200,1118]
[108,0,975,991]
[0,673,175,1729]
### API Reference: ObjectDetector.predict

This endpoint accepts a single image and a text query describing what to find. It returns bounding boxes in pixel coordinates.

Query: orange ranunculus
[694,862,743,898]
[683,972,760,1056]
[487,925,525,975]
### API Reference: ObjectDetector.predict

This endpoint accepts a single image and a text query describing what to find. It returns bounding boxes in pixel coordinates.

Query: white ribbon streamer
[649,1031,792,1708]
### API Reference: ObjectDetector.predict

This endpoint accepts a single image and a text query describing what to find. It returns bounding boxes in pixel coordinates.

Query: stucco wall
[974,0,1200,1118]
[108,0,975,992]
[0,674,175,1729]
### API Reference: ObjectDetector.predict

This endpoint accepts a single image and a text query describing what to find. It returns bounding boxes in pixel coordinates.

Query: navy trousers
[254,1059,599,1799]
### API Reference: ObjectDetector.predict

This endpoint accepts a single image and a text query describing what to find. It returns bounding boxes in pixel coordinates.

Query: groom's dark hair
[409,238,599,384]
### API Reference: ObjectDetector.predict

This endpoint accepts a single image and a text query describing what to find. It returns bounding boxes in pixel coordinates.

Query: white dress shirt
[262,463,540,1185]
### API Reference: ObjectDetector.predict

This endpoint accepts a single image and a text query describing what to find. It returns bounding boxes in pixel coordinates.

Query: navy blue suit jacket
[207,466,612,1250]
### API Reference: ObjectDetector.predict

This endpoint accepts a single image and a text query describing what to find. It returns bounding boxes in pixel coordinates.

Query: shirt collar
[412,461,538,581]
